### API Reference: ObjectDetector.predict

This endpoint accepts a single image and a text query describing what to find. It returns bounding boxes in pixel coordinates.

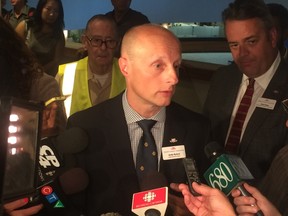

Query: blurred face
[41,0,60,25]
[83,19,117,67]
[2,0,6,7]
[225,18,278,78]
[119,28,181,116]
[10,0,24,7]
[111,0,131,11]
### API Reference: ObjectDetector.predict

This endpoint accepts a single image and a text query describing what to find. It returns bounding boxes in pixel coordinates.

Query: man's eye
[92,39,102,43]
[247,39,256,45]
[229,43,238,49]
[154,63,162,69]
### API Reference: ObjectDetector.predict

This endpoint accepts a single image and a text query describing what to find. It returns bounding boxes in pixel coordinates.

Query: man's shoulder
[168,102,210,123]
[127,8,150,22]
[68,94,121,121]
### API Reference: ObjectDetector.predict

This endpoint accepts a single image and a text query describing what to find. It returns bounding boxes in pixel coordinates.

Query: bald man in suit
[65,24,211,216]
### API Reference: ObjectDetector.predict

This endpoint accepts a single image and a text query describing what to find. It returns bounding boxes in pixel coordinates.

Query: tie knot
[137,119,157,132]
[248,78,255,87]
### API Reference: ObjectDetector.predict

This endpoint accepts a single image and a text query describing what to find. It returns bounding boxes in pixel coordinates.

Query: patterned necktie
[225,78,255,154]
[136,119,158,180]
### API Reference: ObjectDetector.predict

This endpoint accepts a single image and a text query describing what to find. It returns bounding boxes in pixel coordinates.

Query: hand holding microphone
[204,142,264,216]
[232,183,282,216]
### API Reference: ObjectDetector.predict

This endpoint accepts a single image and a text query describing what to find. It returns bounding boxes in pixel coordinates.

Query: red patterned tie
[225,78,255,154]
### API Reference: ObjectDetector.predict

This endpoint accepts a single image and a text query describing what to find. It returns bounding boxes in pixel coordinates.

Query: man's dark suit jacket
[66,93,211,216]
[203,60,288,183]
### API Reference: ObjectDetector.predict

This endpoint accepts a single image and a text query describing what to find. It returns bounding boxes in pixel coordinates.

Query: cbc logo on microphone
[39,145,60,168]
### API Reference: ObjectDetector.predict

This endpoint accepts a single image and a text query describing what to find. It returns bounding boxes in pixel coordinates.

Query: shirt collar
[122,90,166,124]
[242,52,281,89]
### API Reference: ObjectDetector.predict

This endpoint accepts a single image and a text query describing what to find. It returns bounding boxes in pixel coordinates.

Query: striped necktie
[225,78,255,154]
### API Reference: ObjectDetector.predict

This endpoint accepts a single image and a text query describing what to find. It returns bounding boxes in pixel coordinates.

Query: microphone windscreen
[59,168,89,195]
[55,127,88,154]
[204,141,223,162]
[140,171,168,191]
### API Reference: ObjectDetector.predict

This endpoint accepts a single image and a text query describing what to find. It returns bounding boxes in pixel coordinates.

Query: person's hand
[231,183,281,216]
[169,183,193,216]
[3,198,43,216]
[176,182,236,216]
[42,101,58,137]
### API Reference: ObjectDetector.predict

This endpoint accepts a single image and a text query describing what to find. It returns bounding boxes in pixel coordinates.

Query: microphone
[38,127,88,186]
[132,172,168,216]
[19,127,89,210]
[204,142,264,216]
[36,167,89,209]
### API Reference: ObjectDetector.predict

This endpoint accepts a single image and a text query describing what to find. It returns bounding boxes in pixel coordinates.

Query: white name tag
[162,145,186,160]
[256,97,276,110]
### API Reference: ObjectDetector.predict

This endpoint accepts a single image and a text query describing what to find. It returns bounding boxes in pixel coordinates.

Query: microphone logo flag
[204,154,253,195]
[132,187,168,216]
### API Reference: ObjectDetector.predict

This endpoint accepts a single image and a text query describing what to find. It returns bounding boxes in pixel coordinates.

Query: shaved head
[121,24,181,60]
[118,23,181,117]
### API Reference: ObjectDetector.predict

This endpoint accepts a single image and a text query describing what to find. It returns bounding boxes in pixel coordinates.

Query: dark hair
[32,0,65,38]
[222,0,274,31]
[0,17,43,99]
[85,14,118,39]
[267,3,288,51]
[267,3,288,30]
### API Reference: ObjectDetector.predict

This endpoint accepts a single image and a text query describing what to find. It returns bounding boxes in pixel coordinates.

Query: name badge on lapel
[162,145,186,160]
[256,97,276,110]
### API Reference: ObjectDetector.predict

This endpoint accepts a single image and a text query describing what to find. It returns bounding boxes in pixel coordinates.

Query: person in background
[203,0,288,185]
[106,0,150,57]
[8,0,34,28]
[1,0,8,18]
[267,3,288,61]
[64,24,210,216]
[258,140,288,214]
[0,16,66,215]
[15,0,65,77]
[57,14,125,117]
[176,182,281,216]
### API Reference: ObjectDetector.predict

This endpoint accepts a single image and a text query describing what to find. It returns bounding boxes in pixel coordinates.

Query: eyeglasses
[85,35,118,49]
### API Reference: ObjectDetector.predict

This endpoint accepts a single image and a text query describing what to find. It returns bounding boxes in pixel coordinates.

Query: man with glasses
[57,14,126,117]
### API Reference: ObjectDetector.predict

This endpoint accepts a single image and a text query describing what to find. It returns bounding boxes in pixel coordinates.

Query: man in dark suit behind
[66,24,211,215]
[203,0,288,184]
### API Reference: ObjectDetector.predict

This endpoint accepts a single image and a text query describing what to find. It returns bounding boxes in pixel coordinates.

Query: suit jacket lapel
[241,60,288,152]
[104,94,139,189]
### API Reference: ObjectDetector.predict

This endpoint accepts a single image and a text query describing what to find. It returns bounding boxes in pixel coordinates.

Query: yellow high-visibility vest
[57,57,125,117]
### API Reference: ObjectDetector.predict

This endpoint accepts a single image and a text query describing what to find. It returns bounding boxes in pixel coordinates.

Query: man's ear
[270,27,278,49]
[81,34,88,50]
[118,57,128,77]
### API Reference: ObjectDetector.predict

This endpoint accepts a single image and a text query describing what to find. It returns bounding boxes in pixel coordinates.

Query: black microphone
[38,127,88,186]
[35,167,89,209]
[204,141,264,216]
[20,127,89,210]
[132,172,168,216]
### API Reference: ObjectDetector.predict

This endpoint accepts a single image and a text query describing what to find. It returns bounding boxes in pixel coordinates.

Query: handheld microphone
[38,127,88,186]
[204,142,264,216]
[20,127,89,210]
[132,172,168,216]
[183,157,201,196]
